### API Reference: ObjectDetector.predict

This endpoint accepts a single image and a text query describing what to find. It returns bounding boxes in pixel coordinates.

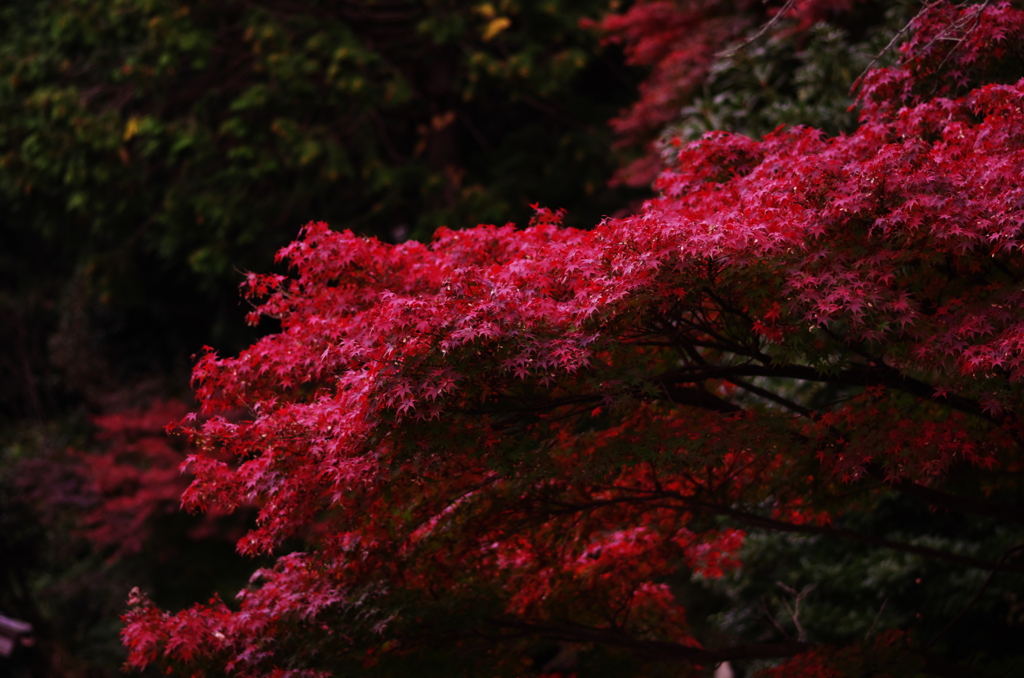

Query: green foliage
[666,3,915,144]
[0,0,638,355]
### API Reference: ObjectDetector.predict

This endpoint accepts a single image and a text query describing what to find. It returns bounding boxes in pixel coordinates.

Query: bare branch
[716,0,796,59]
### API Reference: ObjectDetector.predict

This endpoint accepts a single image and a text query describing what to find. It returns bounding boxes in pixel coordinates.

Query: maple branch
[655,362,995,423]
[471,393,601,416]
[659,384,742,413]
[931,0,994,77]
[724,377,814,418]
[486,617,810,664]
[820,326,885,366]
[850,13,917,96]
[715,0,796,58]
[477,383,741,419]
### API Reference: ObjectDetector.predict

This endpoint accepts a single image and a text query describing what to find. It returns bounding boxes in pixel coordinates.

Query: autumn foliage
[122,2,1024,675]
[74,399,194,557]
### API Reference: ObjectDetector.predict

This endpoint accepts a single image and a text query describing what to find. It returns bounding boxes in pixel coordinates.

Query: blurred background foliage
[7,0,1021,676]
[0,0,641,394]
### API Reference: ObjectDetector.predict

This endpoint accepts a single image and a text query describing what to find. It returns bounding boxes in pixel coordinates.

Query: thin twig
[726,376,814,418]
[716,0,796,58]
[761,597,793,640]
[777,582,815,641]
[849,1,949,96]
[932,0,993,77]
[863,0,993,97]
[865,597,888,639]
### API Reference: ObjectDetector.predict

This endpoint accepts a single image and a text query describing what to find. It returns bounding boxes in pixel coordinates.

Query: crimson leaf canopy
[124,3,1024,676]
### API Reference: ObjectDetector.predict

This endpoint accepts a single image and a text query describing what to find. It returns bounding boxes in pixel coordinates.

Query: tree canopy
[118,2,1024,676]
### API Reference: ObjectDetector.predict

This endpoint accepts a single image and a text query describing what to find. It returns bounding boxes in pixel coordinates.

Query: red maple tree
[123,3,1024,675]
